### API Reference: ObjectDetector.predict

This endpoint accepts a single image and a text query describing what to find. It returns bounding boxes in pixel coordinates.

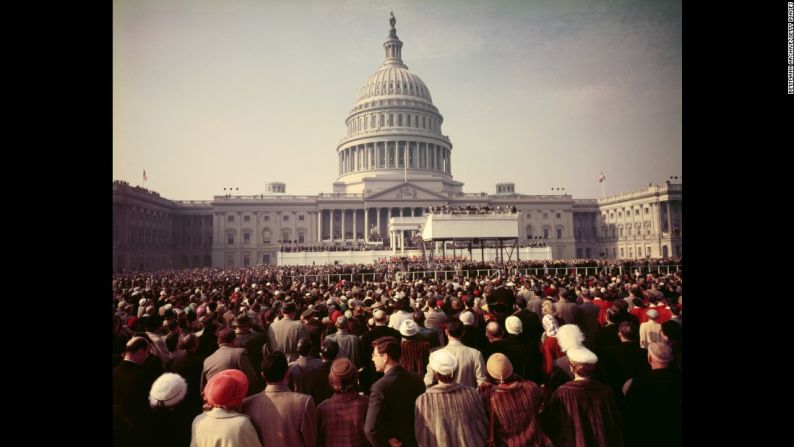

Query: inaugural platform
[421,213,518,240]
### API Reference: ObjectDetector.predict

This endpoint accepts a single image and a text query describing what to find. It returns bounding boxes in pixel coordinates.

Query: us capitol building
[112,14,682,272]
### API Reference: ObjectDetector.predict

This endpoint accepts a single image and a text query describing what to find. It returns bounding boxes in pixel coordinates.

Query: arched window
[526,225,534,239]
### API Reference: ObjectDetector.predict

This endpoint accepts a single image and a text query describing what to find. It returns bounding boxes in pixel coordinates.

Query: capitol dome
[355,65,433,104]
[335,13,460,195]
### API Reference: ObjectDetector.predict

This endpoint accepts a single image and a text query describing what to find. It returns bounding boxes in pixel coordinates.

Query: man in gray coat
[242,351,318,447]
[267,302,308,362]
[200,328,258,396]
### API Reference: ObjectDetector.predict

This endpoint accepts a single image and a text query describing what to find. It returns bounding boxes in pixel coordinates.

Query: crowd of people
[113,257,682,446]
[426,204,518,214]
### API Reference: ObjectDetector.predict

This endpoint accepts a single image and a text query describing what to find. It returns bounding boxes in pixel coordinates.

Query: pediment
[366,183,448,201]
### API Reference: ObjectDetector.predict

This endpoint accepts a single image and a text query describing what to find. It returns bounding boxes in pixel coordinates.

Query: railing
[213,195,318,201]
[318,193,364,199]
[287,264,681,284]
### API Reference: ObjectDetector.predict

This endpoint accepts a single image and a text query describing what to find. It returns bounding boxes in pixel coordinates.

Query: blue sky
[113,0,681,200]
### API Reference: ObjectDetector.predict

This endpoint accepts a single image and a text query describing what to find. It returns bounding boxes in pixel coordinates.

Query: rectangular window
[543,228,549,238]
[282,231,290,242]
[243,215,250,222]
[227,215,234,222]
[556,213,561,219]
[263,254,270,264]
[243,233,250,244]
[556,228,563,239]
[298,215,305,221]
[298,232,305,243]
[243,255,250,267]
[398,114,403,126]
[283,215,289,221]
[227,235,234,245]
[264,215,270,222]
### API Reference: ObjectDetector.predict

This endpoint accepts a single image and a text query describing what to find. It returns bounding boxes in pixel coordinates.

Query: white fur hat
[556,324,585,353]
[149,373,187,408]
[566,346,598,365]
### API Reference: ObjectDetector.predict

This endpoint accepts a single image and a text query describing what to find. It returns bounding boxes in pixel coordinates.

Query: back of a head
[297,337,313,357]
[567,346,598,377]
[125,336,150,354]
[217,328,236,345]
[321,338,340,361]
[179,333,199,351]
[485,321,503,338]
[618,320,639,341]
[261,351,289,382]
[412,310,426,325]
[446,318,465,339]
[328,357,358,392]
[661,320,682,342]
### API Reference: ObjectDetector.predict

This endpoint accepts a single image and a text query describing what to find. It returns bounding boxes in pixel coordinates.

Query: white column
[341,209,346,241]
[330,210,335,241]
[364,208,369,243]
[317,210,322,241]
[391,231,396,254]
[254,212,259,248]
[353,209,358,242]
[292,211,296,244]
[376,208,381,236]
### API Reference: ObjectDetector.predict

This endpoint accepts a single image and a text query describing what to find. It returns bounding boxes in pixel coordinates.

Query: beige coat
[190,407,261,447]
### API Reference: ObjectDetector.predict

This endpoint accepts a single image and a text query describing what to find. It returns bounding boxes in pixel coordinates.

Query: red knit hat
[204,369,248,408]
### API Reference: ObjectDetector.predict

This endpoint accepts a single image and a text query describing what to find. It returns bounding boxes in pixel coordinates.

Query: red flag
[143,169,148,182]
[598,171,605,183]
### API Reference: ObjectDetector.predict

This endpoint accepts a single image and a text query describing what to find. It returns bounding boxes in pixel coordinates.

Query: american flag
[143,169,148,182]
[598,171,606,183]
